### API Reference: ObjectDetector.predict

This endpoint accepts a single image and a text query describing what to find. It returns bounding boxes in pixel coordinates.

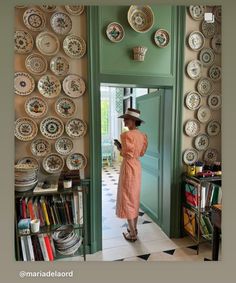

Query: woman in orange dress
[115,108,148,242]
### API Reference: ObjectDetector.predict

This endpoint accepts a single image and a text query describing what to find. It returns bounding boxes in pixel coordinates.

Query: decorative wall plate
[209,65,221,81]
[14,72,35,96]
[40,5,57,12]
[197,77,213,96]
[213,6,221,22]
[211,34,221,54]
[62,74,86,98]
[50,12,72,35]
[23,8,46,31]
[199,48,215,66]
[25,53,48,76]
[55,97,76,118]
[65,118,87,138]
[42,153,65,174]
[197,106,211,123]
[50,56,70,76]
[207,120,221,136]
[201,21,216,38]
[186,60,202,80]
[154,29,170,48]
[184,119,200,137]
[14,30,34,54]
[64,5,85,15]
[208,93,222,110]
[63,34,86,59]
[17,156,39,168]
[36,31,60,56]
[188,5,205,20]
[204,148,218,164]
[30,138,51,157]
[127,5,154,33]
[66,153,87,170]
[185,91,202,110]
[38,75,61,98]
[15,117,38,141]
[183,149,198,165]
[106,22,125,43]
[40,117,64,139]
[194,134,209,151]
[188,31,205,51]
[55,137,73,155]
[25,96,48,118]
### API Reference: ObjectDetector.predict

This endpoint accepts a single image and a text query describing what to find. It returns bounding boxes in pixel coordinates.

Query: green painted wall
[99,6,174,76]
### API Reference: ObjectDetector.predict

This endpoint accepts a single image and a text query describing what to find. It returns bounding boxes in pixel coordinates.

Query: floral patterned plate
[197,106,211,123]
[209,65,221,81]
[213,6,221,22]
[207,120,221,136]
[17,157,39,168]
[42,153,65,174]
[208,93,221,110]
[40,116,64,139]
[50,56,70,76]
[25,96,48,118]
[66,153,87,170]
[211,34,221,54]
[201,21,216,38]
[40,5,57,12]
[65,118,87,138]
[184,119,200,137]
[36,31,60,56]
[183,149,199,165]
[188,31,205,51]
[23,8,46,31]
[50,12,72,35]
[55,97,76,118]
[38,75,61,98]
[204,148,218,164]
[15,117,38,141]
[199,48,215,66]
[14,30,34,54]
[194,134,209,151]
[30,138,51,157]
[154,29,170,48]
[64,5,85,15]
[14,72,35,96]
[62,74,86,98]
[197,77,213,96]
[55,136,73,155]
[106,22,125,43]
[25,53,48,76]
[63,34,86,59]
[188,5,205,20]
[186,60,202,80]
[185,91,202,110]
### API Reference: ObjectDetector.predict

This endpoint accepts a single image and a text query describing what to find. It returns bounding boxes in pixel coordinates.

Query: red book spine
[44,235,54,261]
[22,199,27,219]
[28,199,35,220]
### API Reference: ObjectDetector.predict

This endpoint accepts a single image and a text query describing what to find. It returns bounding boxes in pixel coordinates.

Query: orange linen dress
[116,129,148,219]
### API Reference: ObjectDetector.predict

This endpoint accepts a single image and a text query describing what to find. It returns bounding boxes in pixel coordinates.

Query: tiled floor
[61,162,218,261]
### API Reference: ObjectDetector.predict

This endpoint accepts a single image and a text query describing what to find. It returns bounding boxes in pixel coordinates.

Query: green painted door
[136,89,172,235]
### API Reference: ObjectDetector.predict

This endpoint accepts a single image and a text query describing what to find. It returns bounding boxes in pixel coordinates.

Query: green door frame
[87,6,186,253]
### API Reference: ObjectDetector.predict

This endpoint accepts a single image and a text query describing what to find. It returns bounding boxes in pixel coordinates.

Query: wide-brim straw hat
[118,108,144,123]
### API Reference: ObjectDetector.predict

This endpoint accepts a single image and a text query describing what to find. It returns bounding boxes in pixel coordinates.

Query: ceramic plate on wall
[15,30,34,54]
[211,34,221,54]
[201,21,216,38]
[106,22,125,43]
[204,148,218,164]
[207,120,221,136]
[55,136,73,155]
[40,116,64,139]
[186,60,202,80]
[188,5,205,20]
[185,91,202,110]
[50,12,72,35]
[63,34,86,59]
[197,106,211,123]
[25,96,48,118]
[25,53,48,76]
[40,5,57,12]
[17,156,39,168]
[199,48,215,66]
[38,75,61,98]
[30,138,51,157]
[183,149,199,165]
[36,31,60,56]
[55,97,76,118]
[194,134,209,151]
[42,153,65,174]
[188,31,205,51]
[65,118,87,138]
[209,65,221,81]
[14,72,35,96]
[64,5,85,15]
[154,29,170,48]
[15,117,38,141]
[213,6,221,22]
[23,8,46,31]
[62,74,86,98]
[184,119,200,137]
[50,56,70,76]
[208,93,221,110]
[66,153,87,170]
[197,77,213,96]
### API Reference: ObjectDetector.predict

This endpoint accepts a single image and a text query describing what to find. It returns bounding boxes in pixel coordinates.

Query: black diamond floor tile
[137,254,151,261]
[163,249,175,255]
[109,199,116,203]
[187,245,198,251]
[139,211,145,216]
[142,220,152,224]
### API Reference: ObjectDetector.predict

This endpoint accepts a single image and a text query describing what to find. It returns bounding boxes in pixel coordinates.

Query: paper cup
[30,219,40,233]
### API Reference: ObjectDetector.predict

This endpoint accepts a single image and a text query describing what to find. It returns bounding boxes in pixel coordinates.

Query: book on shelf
[38,234,49,261]
[33,182,58,194]
[44,235,54,261]
[183,207,196,237]
[26,235,35,261]
[20,236,27,261]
